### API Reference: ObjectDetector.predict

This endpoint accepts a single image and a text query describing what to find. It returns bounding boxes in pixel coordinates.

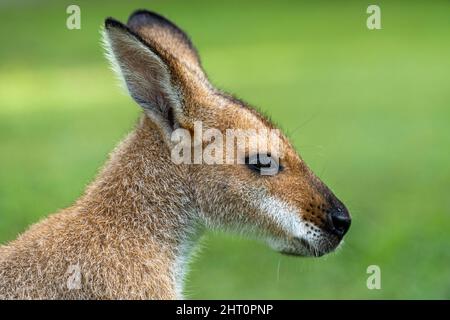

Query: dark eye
[245,153,283,176]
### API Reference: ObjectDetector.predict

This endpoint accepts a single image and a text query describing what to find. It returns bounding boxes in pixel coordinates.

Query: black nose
[327,206,351,238]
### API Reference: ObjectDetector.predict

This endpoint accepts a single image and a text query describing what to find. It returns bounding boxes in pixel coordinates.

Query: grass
[0,0,449,299]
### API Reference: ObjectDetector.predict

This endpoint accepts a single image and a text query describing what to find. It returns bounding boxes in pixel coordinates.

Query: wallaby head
[103,10,351,258]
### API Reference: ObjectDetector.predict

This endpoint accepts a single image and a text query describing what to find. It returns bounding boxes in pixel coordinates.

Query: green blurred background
[1,0,449,299]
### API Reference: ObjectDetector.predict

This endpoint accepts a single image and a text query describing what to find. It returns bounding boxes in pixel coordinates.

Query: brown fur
[0,10,350,299]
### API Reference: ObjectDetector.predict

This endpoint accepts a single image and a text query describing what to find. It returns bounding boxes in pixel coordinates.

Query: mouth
[281,238,322,257]
[278,234,341,258]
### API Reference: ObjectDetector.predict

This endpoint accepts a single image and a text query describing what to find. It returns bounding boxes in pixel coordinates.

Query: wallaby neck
[76,116,202,298]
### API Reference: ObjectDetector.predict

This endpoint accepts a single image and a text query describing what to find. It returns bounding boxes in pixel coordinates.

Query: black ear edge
[127,9,185,37]
[105,17,129,31]
[128,10,176,29]
[104,17,162,57]
[127,9,198,53]
[105,17,148,43]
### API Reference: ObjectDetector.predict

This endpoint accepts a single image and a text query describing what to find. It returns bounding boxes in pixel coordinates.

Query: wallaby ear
[103,18,182,143]
[127,10,208,85]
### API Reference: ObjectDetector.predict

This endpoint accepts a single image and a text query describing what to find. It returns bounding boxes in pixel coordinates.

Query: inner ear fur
[103,18,184,143]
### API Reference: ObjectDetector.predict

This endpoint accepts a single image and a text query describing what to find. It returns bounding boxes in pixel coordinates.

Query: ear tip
[127,9,177,30]
[128,9,163,23]
[128,9,157,21]
[104,17,126,30]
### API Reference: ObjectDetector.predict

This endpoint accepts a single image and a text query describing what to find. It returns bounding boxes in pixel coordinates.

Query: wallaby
[0,10,351,299]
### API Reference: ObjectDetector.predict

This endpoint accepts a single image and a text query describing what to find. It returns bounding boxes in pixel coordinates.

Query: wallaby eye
[245,153,283,176]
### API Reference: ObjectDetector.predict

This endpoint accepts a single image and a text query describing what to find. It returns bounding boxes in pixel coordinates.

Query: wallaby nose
[327,206,351,238]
